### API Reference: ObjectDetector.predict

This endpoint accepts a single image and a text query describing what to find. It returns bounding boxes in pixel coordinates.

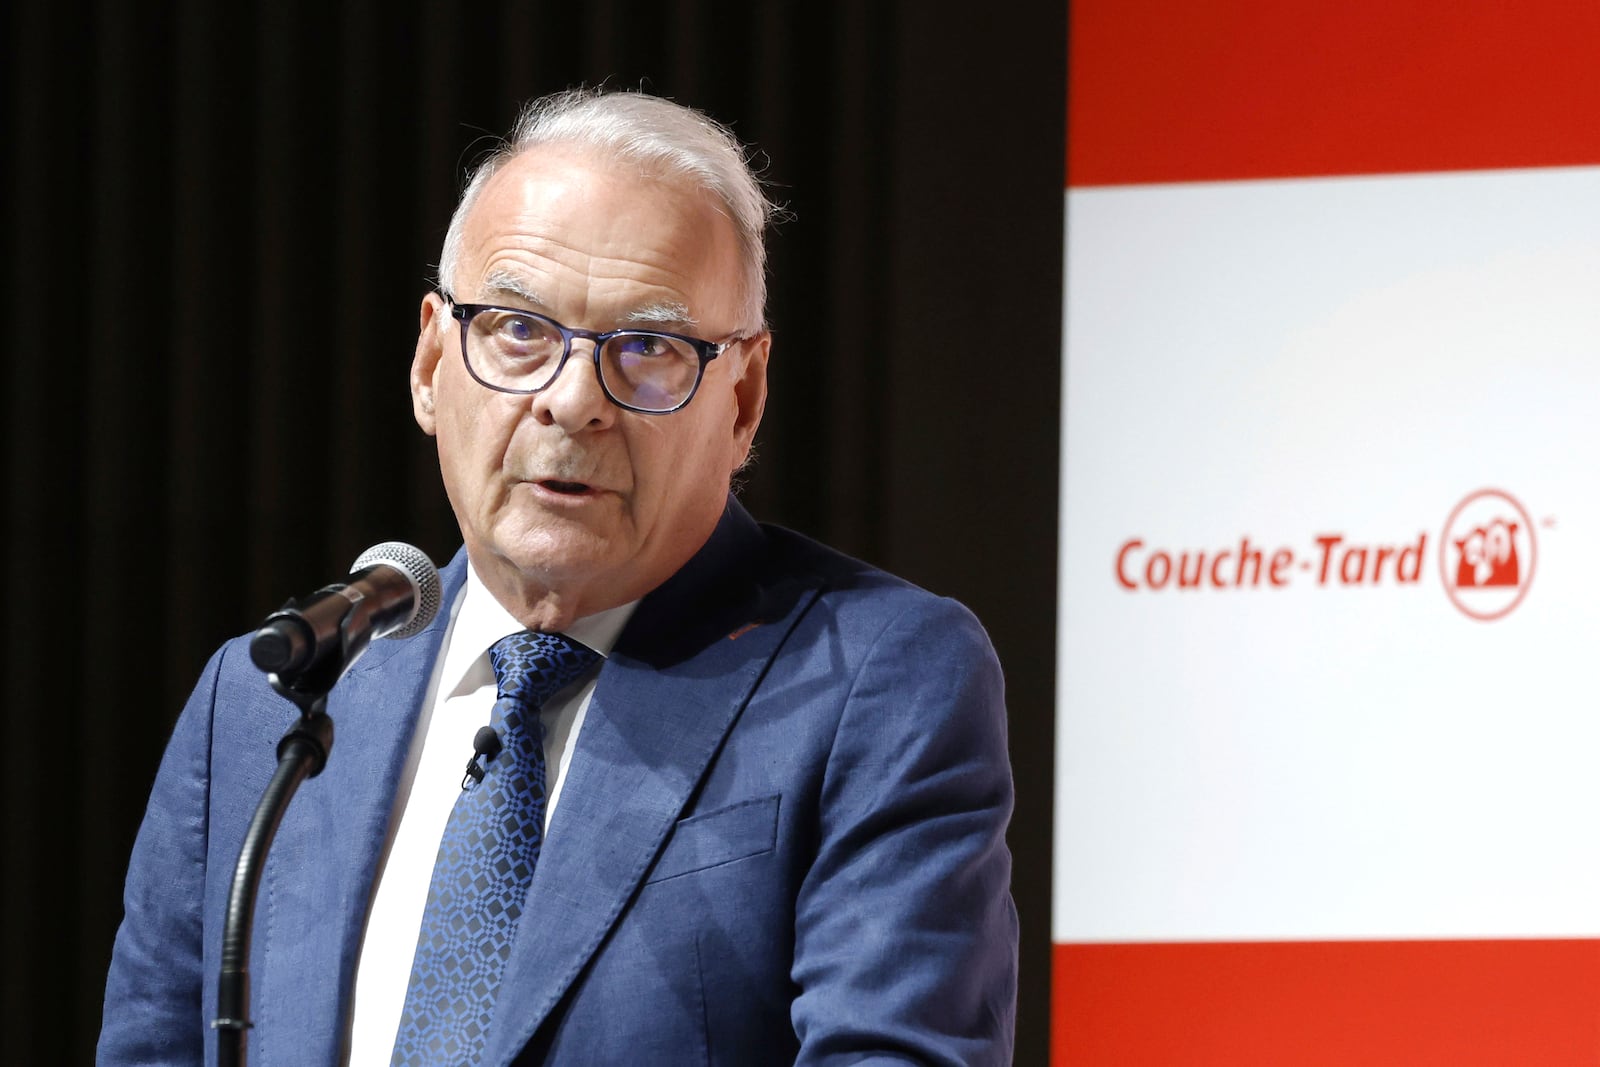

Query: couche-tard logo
[1113,488,1538,621]
[1439,489,1536,621]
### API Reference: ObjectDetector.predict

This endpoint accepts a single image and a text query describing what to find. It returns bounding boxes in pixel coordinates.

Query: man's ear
[730,331,771,467]
[411,293,447,435]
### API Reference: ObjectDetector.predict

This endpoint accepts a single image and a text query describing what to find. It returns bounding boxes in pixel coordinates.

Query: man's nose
[531,340,615,431]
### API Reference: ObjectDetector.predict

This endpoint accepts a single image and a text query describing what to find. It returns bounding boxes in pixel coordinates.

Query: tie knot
[488,630,599,711]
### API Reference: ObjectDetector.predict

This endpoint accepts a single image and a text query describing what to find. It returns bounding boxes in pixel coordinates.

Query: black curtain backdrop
[1,2,1064,1061]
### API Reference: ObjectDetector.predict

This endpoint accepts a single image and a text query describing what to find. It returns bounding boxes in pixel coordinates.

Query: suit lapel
[252,551,468,1061]
[487,500,818,1064]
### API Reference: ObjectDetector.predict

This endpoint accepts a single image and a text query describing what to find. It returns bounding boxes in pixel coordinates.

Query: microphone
[249,542,443,684]
[462,726,503,788]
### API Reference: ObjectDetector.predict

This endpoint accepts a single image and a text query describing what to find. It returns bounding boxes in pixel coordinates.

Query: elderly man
[100,89,1016,1066]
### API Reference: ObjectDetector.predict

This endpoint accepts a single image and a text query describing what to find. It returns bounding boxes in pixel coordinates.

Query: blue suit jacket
[100,499,1017,1065]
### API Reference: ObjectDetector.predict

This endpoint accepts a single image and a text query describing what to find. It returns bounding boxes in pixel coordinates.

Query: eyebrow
[480,270,548,310]
[619,302,698,331]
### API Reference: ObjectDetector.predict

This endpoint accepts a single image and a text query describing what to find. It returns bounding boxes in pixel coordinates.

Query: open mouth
[540,479,593,495]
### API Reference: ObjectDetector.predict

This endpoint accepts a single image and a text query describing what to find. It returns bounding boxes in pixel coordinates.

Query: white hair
[438,88,776,334]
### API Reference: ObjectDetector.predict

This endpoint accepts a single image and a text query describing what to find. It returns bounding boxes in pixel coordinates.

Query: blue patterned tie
[390,631,599,1066]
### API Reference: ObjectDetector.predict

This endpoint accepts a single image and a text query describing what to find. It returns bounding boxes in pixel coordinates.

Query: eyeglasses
[442,294,743,415]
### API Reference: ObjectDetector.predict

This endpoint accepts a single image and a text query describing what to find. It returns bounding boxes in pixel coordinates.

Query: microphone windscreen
[472,726,503,760]
[351,541,443,639]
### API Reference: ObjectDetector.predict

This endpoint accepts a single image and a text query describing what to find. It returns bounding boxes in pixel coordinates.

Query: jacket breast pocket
[644,794,780,885]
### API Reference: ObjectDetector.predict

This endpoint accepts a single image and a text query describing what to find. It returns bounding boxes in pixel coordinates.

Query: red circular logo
[1439,489,1536,621]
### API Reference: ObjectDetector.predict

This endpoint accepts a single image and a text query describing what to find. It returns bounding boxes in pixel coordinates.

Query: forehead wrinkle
[468,192,731,331]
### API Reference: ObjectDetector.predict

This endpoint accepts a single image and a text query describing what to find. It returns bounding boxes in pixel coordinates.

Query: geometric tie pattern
[389,630,599,1067]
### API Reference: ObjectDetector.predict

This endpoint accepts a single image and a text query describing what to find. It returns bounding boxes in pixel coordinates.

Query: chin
[489,519,628,583]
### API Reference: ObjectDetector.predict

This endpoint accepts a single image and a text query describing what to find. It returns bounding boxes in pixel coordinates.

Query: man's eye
[616,334,674,359]
[499,316,539,343]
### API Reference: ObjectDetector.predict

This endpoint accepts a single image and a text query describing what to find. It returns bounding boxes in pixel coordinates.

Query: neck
[468,552,645,633]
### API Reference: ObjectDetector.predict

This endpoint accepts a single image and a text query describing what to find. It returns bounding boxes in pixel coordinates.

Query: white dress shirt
[344,565,635,1066]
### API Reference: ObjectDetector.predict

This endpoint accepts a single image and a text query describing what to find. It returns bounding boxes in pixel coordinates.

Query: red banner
[1069,1,1600,186]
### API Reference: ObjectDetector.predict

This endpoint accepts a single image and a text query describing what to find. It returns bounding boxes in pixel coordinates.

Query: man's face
[410,145,769,626]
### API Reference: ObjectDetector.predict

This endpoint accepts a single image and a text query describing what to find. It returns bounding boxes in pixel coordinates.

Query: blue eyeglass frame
[442,293,741,415]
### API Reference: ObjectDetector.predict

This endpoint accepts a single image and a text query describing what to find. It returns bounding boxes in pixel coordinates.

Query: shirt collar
[435,563,638,701]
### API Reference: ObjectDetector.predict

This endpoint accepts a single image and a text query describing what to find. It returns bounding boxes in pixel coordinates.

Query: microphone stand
[212,606,359,1067]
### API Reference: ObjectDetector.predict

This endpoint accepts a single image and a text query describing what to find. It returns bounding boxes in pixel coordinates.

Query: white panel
[1054,166,1600,941]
